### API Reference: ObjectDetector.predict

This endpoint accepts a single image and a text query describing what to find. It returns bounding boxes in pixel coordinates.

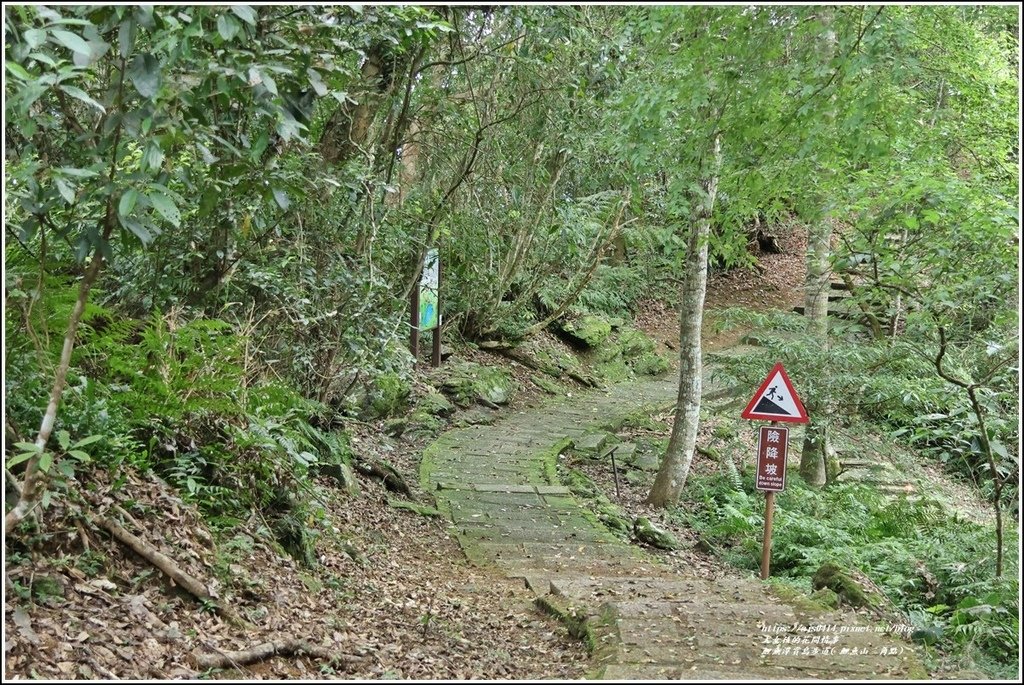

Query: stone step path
[421,377,922,680]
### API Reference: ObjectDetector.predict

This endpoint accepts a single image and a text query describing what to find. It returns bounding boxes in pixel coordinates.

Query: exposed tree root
[352,457,412,497]
[193,638,361,671]
[94,512,244,626]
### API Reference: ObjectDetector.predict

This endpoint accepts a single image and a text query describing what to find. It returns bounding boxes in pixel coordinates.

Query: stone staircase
[420,378,923,679]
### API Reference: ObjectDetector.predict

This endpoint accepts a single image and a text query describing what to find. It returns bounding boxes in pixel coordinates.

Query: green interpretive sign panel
[419,248,439,331]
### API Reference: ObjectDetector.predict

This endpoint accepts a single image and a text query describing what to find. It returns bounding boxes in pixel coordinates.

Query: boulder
[560,315,612,348]
[633,516,680,550]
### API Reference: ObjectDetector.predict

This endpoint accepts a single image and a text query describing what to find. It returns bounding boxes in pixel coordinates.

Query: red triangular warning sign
[741,362,809,424]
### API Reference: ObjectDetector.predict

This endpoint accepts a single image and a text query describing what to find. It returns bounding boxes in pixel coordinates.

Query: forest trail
[421,374,924,680]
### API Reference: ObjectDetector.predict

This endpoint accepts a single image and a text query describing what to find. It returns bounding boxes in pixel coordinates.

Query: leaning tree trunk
[5,255,104,536]
[647,135,721,509]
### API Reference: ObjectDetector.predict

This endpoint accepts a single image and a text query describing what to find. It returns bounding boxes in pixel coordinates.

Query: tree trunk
[800,9,836,486]
[318,43,385,166]
[5,256,103,536]
[647,134,721,509]
[803,218,832,339]
[799,421,830,487]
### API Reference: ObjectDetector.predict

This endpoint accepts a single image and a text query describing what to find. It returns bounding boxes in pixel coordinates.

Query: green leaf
[142,140,164,172]
[59,84,106,113]
[119,188,139,217]
[5,60,32,80]
[272,188,290,210]
[149,191,181,227]
[990,441,1008,460]
[56,430,71,450]
[14,442,41,454]
[68,450,92,462]
[119,216,154,244]
[307,68,327,96]
[6,452,38,469]
[54,177,75,204]
[230,5,257,26]
[38,451,54,474]
[118,17,136,58]
[217,14,241,41]
[72,435,104,448]
[58,166,99,178]
[57,460,76,479]
[250,131,269,160]
[51,29,92,57]
[128,53,160,99]
[23,29,47,49]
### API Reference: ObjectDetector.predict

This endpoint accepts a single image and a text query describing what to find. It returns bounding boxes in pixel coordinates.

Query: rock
[440,362,517,408]
[418,390,455,417]
[610,442,636,463]
[572,431,619,457]
[617,327,656,357]
[810,587,840,609]
[530,374,562,395]
[404,411,444,440]
[632,450,661,471]
[315,462,361,496]
[633,352,669,376]
[559,315,612,348]
[453,408,497,427]
[633,516,680,550]
[384,418,407,437]
[811,562,883,609]
[624,470,646,486]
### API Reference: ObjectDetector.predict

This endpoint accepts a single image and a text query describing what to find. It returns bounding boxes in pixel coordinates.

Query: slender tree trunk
[800,9,837,487]
[647,135,721,509]
[5,256,103,536]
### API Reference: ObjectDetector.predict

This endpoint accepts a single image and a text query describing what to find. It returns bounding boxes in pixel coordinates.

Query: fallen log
[94,513,243,626]
[193,638,360,670]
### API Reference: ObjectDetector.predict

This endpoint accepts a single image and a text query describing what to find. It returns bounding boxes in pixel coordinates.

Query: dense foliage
[3,4,1018,676]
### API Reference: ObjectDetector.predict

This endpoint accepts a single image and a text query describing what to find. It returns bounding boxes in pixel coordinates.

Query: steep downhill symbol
[741,362,809,424]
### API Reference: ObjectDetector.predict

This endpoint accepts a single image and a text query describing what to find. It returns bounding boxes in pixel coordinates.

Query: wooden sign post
[410,248,442,369]
[756,423,788,579]
[741,361,808,580]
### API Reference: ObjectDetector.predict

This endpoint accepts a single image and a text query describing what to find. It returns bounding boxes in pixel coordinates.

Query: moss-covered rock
[404,411,444,440]
[531,374,562,395]
[810,587,841,609]
[811,562,883,609]
[564,468,600,498]
[633,516,680,550]
[560,315,612,348]
[316,462,361,496]
[617,327,656,357]
[596,501,632,537]
[633,351,669,376]
[594,359,631,382]
[418,390,455,417]
[439,362,517,407]
[533,342,584,378]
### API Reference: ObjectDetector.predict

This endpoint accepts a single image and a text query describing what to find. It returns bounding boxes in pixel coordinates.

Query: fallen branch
[94,513,244,626]
[194,638,360,671]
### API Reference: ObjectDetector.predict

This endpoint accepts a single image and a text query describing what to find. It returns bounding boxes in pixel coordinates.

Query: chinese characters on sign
[756,425,788,492]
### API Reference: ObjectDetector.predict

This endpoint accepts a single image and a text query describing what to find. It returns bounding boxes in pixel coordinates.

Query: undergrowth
[675,468,1019,677]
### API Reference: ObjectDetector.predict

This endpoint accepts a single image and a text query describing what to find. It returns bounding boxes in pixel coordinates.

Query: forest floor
[3,219,994,680]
